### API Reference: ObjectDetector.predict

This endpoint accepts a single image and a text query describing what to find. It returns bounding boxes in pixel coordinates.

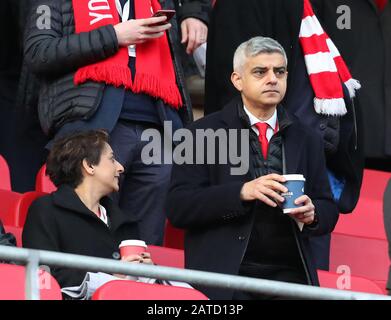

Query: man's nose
[266,70,278,83]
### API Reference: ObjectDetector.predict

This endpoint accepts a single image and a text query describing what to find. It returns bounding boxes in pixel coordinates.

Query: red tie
[255,122,270,160]
[375,0,388,11]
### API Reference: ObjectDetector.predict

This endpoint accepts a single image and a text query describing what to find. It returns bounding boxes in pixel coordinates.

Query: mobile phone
[151,9,176,25]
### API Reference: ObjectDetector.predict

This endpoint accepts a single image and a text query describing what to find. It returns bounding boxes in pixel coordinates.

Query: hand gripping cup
[281,174,306,213]
[119,240,147,258]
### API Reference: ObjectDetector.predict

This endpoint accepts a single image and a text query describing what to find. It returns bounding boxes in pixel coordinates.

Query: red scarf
[72,0,182,108]
[299,0,360,116]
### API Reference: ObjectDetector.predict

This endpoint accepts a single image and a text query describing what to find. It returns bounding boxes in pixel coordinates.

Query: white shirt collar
[98,204,108,226]
[243,105,278,140]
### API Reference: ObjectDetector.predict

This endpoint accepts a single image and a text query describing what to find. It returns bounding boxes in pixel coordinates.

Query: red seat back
[92,280,208,300]
[0,263,62,300]
[0,190,46,228]
[334,198,386,239]
[35,164,57,194]
[360,169,391,201]
[317,270,386,295]
[148,245,184,269]
[0,190,22,226]
[17,191,46,227]
[333,170,391,240]
[330,232,390,282]
[163,220,185,249]
[0,155,11,191]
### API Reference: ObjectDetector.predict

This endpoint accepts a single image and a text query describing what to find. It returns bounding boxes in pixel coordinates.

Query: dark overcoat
[167,98,339,299]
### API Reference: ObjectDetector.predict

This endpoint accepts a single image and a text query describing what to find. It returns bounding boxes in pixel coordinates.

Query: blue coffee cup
[281,174,306,213]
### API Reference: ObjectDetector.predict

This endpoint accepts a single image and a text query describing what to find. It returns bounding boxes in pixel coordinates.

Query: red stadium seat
[333,170,391,239]
[0,155,11,191]
[0,190,22,226]
[360,169,391,201]
[17,191,46,227]
[163,220,185,249]
[148,245,184,269]
[0,263,62,300]
[317,270,386,295]
[334,197,386,239]
[0,190,45,227]
[35,164,57,194]
[4,225,22,247]
[92,280,208,300]
[329,232,389,283]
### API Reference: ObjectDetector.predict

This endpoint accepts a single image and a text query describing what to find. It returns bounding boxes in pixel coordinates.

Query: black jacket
[21,0,210,135]
[0,221,16,247]
[312,0,391,159]
[167,98,339,299]
[22,185,139,288]
[204,0,363,213]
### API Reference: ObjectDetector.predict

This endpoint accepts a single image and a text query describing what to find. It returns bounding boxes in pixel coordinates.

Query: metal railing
[0,245,389,300]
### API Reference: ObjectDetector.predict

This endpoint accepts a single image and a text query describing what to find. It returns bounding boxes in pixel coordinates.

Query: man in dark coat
[167,37,339,299]
[204,0,363,269]
[311,0,391,170]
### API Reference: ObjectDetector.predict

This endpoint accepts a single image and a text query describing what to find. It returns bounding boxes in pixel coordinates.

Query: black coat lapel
[221,98,256,181]
[283,125,306,175]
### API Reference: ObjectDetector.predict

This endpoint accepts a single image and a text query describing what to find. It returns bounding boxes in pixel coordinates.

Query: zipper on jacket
[283,143,312,285]
[291,221,312,285]
[351,98,358,151]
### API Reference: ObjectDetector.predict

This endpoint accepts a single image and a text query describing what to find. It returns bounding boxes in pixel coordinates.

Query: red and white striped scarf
[299,0,360,116]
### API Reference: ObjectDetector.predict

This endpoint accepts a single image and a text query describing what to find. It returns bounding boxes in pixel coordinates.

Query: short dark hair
[46,130,109,188]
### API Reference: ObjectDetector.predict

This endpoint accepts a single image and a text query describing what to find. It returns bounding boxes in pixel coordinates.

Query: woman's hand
[121,252,154,265]
[113,253,154,278]
[114,16,172,46]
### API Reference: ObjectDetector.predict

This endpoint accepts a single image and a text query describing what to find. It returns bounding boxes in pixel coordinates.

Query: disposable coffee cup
[281,174,306,213]
[119,240,147,257]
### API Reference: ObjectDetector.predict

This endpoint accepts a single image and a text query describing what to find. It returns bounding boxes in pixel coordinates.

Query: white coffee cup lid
[283,174,305,181]
[119,240,147,248]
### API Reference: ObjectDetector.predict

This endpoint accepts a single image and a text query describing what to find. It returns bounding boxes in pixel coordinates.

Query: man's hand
[287,195,316,225]
[180,17,207,54]
[240,174,287,207]
[114,16,171,46]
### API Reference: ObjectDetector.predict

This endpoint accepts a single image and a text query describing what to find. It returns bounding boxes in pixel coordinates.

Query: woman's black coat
[22,185,139,288]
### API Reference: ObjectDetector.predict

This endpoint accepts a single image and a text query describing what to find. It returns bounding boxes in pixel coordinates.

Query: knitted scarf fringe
[344,78,361,99]
[132,73,183,109]
[75,64,132,88]
[314,98,347,116]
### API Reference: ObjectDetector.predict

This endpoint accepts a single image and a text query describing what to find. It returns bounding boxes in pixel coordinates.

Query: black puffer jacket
[0,221,16,247]
[22,0,209,135]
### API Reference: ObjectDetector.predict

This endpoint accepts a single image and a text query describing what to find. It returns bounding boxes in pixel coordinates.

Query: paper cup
[281,174,306,213]
[119,240,147,257]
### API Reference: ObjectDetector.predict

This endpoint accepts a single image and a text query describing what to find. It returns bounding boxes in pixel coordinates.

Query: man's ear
[82,159,94,175]
[231,71,243,92]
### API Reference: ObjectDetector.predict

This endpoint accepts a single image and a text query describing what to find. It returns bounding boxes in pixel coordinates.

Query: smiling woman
[22,130,153,291]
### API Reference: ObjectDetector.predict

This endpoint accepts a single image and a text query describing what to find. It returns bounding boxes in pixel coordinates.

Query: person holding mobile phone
[20,0,208,246]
